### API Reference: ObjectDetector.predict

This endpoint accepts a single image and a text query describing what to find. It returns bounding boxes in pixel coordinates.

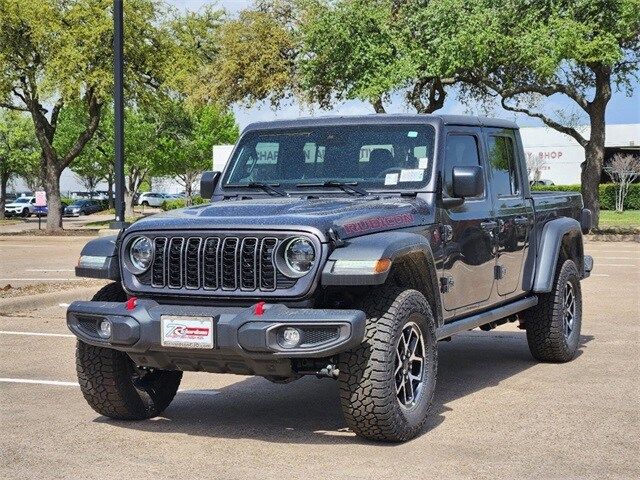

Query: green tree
[192,8,297,106]
[182,0,453,114]
[122,109,158,217]
[298,0,452,113]
[0,0,169,231]
[0,111,39,218]
[415,0,640,226]
[55,102,111,193]
[154,102,239,199]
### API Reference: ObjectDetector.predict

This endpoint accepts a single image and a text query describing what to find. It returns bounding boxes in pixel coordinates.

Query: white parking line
[0,244,58,248]
[0,278,80,281]
[0,378,78,387]
[0,330,75,338]
[589,257,638,260]
[586,250,639,254]
[25,269,75,272]
[0,377,220,395]
[595,264,637,267]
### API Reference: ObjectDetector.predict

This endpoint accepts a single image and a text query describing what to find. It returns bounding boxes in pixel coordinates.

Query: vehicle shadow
[100,331,594,445]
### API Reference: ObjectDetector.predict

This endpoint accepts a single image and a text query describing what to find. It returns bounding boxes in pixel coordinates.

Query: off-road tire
[524,259,582,362]
[337,287,437,442]
[75,282,183,420]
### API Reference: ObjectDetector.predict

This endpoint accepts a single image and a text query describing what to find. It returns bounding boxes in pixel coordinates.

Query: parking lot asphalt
[0,235,93,288]
[0,240,638,479]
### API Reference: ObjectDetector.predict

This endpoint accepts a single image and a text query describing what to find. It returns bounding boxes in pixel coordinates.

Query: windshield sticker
[407,131,418,138]
[399,169,424,182]
[418,157,429,169]
[384,173,399,185]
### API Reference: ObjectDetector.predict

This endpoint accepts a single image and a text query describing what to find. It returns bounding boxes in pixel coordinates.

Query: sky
[167,0,640,130]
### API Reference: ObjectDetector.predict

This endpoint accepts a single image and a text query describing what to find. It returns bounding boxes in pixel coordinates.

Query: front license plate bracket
[160,315,215,349]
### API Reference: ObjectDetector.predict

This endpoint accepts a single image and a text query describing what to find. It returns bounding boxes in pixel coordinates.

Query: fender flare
[322,231,443,326]
[532,217,584,293]
[75,235,120,281]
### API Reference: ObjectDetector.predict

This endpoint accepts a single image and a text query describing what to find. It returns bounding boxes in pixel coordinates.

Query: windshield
[222,124,436,191]
[14,198,31,204]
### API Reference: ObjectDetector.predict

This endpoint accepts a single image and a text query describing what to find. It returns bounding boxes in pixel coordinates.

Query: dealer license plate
[161,315,214,349]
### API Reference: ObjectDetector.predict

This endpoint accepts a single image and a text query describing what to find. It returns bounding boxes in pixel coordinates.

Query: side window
[487,135,520,197]
[443,134,482,197]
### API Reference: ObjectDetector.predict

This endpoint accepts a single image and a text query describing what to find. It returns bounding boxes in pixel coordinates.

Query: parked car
[32,200,71,216]
[530,179,555,186]
[4,196,36,217]
[64,199,103,216]
[69,191,92,200]
[137,192,170,207]
[68,114,593,443]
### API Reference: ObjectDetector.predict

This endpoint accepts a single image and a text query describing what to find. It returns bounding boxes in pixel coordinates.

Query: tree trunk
[40,153,64,232]
[125,175,138,219]
[581,140,605,228]
[372,98,386,113]
[0,169,8,221]
[125,190,135,219]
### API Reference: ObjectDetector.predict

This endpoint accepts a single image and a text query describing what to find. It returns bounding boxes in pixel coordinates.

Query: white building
[520,123,640,184]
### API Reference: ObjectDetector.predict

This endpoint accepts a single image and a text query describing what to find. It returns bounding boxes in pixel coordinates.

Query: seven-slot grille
[147,235,287,292]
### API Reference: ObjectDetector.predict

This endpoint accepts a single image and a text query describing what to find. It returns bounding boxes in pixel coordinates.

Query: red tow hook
[126,297,138,311]
[254,301,266,316]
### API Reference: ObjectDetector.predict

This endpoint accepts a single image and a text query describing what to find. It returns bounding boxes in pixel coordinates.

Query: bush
[531,183,640,210]
[161,196,208,211]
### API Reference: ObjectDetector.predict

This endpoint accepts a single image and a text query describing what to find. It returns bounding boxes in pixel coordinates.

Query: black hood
[126,195,435,241]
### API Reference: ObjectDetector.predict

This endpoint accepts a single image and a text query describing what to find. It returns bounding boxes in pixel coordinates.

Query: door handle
[480,221,498,231]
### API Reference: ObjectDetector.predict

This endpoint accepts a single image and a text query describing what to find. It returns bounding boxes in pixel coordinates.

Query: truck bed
[531,191,583,223]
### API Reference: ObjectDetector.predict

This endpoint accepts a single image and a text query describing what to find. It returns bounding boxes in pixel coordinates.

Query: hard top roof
[243,113,518,132]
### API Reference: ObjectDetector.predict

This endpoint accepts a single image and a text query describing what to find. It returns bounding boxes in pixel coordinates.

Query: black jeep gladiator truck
[67,114,593,442]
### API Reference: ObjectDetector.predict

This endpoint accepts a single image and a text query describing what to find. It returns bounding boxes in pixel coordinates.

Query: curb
[0,286,100,315]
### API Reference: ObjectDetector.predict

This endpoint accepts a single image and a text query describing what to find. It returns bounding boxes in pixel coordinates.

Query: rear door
[484,128,534,297]
[439,128,496,313]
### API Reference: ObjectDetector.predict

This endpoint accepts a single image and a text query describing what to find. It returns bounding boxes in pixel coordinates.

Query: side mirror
[442,166,484,208]
[452,166,484,198]
[200,171,221,200]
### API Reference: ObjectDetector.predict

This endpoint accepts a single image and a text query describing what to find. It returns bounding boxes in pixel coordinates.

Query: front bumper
[67,300,365,377]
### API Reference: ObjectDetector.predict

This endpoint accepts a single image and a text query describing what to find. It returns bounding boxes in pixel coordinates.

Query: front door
[484,128,534,296]
[439,129,496,312]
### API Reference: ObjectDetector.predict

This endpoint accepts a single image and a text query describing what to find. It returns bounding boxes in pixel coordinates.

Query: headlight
[128,236,154,273]
[283,237,315,276]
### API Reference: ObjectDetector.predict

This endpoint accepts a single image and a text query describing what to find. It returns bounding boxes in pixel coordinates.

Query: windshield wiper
[296,181,369,196]
[226,181,288,197]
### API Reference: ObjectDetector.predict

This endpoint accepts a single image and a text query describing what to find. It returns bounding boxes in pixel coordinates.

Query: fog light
[278,327,301,348]
[99,320,112,338]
